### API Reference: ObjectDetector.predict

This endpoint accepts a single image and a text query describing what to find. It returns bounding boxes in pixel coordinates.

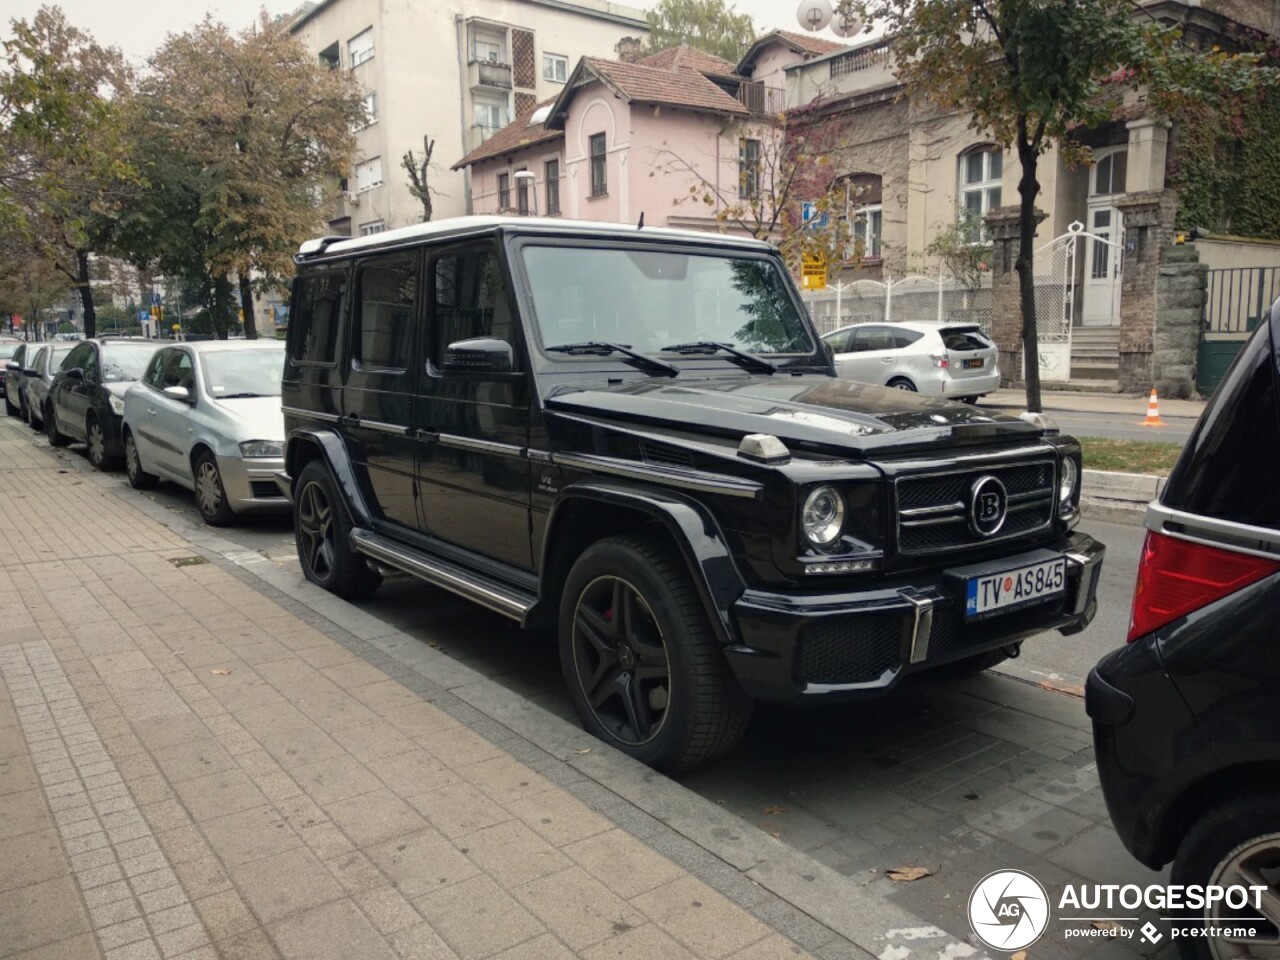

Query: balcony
[737,81,786,117]
[468,59,512,91]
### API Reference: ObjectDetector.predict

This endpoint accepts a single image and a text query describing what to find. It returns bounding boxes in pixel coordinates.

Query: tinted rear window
[1162,320,1280,529]
[288,271,346,366]
[941,327,991,351]
[895,330,924,348]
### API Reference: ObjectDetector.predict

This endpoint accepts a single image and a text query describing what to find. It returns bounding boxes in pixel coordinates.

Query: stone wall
[1152,246,1207,399]
[983,205,1047,386]
[1115,189,1181,392]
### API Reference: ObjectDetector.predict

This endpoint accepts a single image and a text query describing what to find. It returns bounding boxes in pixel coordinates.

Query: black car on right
[1088,294,1280,960]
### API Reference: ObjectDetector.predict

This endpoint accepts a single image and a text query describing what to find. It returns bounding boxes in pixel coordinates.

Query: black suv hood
[545,375,1041,456]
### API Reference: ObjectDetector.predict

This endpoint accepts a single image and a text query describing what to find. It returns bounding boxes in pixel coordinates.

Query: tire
[958,395,979,405]
[887,377,917,392]
[293,459,382,599]
[1170,793,1280,960]
[4,389,16,417]
[124,430,158,490]
[193,450,236,526]
[558,534,751,774]
[18,393,28,423]
[25,395,41,430]
[85,415,119,471]
[44,402,69,447]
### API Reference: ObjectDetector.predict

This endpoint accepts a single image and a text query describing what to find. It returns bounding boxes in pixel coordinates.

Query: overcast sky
[1,0,814,63]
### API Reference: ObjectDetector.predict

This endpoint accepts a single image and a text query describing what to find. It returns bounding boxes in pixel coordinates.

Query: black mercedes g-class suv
[280,216,1104,772]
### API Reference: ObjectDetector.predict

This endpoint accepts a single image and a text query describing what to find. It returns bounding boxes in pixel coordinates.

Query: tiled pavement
[0,428,846,960]
[0,416,1174,960]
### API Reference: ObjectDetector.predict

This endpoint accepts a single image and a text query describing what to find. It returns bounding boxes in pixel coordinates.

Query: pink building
[453,32,845,236]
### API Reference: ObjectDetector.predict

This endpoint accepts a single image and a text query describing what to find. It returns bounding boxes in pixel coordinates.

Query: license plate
[965,558,1066,619]
[962,358,985,369]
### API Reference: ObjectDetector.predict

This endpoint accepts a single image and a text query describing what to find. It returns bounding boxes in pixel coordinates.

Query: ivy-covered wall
[1171,86,1280,240]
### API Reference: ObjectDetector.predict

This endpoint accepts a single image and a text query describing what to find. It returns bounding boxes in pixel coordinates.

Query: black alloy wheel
[85,415,117,470]
[293,460,381,599]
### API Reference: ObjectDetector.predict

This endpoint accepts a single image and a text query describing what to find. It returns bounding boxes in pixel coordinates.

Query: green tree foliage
[645,0,756,63]
[0,5,135,338]
[844,0,1268,410]
[127,15,363,339]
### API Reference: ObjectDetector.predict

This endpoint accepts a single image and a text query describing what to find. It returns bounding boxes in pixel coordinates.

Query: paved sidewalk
[982,388,1205,420]
[0,430,837,959]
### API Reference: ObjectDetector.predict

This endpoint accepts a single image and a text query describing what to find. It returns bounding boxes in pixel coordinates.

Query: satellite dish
[796,0,833,32]
[830,14,862,37]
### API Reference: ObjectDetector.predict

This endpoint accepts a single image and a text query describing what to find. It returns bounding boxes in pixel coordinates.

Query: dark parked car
[281,216,1104,772]
[4,340,39,418]
[1088,295,1280,959]
[44,338,162,469]
[21,343,74,430]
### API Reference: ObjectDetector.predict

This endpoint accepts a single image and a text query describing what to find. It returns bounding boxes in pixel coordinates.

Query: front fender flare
[285,428,373,529]
[542,481,745,646]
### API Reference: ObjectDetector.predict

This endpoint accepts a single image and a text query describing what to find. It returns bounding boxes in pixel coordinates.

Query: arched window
[1092,147,1128,197]
[959,145,1003,240]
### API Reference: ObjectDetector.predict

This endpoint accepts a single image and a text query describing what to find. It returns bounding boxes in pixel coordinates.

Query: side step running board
[349,528,537,624]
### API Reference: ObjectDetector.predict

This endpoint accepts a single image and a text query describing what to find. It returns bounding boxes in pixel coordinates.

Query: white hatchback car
[822,321,1000,402]
[122,340,287,525]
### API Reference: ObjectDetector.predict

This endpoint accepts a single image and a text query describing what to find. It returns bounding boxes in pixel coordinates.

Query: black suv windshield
[101,343,159,382]
[522,246,813,357]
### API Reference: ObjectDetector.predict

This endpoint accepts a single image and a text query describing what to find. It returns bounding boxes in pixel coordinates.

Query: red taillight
[1127,531,1280,642]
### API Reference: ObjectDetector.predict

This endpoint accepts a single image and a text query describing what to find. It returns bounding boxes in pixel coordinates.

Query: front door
[342,251,423,532]
[1081,148,1126,327]
[416,242,532,570]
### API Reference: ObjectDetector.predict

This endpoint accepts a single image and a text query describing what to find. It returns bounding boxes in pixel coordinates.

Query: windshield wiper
[659,341,777,374]
[544,341,679,377]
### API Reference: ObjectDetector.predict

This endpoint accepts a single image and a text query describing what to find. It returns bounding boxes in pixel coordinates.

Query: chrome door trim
[436,433,525,459]
[282,406,341,424]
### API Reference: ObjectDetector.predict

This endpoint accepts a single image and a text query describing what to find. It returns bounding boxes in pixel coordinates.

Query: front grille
[249,481,286,500]
[795,615,901,684]
[896,459,1055,554]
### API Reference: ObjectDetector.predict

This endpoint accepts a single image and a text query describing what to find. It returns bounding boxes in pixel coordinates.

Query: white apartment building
[289,0,648,234]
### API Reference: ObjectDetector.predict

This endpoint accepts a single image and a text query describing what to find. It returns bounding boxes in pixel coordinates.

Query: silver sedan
[121,340,287,525]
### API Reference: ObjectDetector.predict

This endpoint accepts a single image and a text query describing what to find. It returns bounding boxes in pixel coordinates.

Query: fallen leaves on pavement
[762,805,785,815]
[209,668,232,676]
[885,866,935,882]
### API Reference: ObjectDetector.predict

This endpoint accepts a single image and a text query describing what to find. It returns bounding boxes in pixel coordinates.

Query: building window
[545,159,560,215]
[959,146,1002,240]
[515,171,530,214]
[358,91,376,127]
[359,220,386,236]
[473,99,509,140]
[319,42,340,70]
[473,27,505,63]
[355,157,383,192]
[498,173,510,210]
[738,138,761,200]
[543,53,568,83]
[855,205,883,259]
[348,28,374,68]
[589,133,606,197]
[1093,149,1128,196]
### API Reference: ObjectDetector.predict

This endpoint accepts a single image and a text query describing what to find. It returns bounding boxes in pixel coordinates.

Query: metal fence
[1205,267,1279,335]
[801,273,994,337]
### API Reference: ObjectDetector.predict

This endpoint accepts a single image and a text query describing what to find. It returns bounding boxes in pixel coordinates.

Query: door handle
[415,427,439,442]
[881,357,893,364]
[343,412,360,425]
[147,408,156,416]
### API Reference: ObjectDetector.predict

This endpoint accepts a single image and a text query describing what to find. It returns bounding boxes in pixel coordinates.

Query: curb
[1080,469,1159,525]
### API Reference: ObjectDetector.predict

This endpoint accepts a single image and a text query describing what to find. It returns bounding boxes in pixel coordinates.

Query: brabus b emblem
[969,475,1008,538]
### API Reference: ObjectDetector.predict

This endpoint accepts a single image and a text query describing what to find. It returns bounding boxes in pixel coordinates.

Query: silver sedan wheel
[1207,832,1280,959]
[196,460,224,517]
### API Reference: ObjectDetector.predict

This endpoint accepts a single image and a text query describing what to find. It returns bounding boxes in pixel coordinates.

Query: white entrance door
[1081,148,1126,326]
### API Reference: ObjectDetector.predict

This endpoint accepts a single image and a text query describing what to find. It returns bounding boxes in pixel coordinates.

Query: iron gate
[1199,266,1279,396]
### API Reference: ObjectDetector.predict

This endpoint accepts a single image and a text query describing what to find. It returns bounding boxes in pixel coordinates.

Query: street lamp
[513,170,537,216]
[797,0,833,32]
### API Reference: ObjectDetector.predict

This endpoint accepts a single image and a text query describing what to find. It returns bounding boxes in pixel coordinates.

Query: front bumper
[725,532,1104,701]
[215,455,289,513]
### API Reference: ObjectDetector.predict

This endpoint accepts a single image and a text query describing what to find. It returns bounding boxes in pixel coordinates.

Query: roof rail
[295,236,353,261]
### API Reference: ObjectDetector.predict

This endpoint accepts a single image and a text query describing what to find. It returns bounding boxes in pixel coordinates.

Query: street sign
[801,256,827,290]
[136,310,150,322]
[802,201,828,230]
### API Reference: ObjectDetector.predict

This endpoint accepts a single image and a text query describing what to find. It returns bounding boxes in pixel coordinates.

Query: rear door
[940,325,996,384]
[843,325,899,383]
[341,251,423,533]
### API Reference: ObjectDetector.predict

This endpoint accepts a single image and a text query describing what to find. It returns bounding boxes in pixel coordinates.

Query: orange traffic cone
[1140,388,1166,427]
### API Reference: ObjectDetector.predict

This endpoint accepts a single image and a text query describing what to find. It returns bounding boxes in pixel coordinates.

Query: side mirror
[22,367,39,378]
[64,367,83,381]
[442,337,516,375]
[4,362,18,373]
[163,385,192,403]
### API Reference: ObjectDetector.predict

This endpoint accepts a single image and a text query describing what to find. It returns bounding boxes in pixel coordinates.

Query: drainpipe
[456,16,472,214]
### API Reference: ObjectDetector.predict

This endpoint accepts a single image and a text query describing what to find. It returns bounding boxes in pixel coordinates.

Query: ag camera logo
[968,869,1050,951]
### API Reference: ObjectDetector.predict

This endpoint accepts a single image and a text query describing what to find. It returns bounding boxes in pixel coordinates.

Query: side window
[174,352,195,391]
[852,326,896,352]
[83,345,101,383]
[30,347,46,370]
[351,254,417,371]
[895,330,925,349]
[64,343,91,373]
[144,349,169,388]
[430,247,516,365]
[823,330,853,353]
[288,271,346,366]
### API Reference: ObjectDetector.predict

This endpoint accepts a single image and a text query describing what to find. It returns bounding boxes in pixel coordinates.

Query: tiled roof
[772,29,847,55]
[453,99,562,169]
[585,57,748,115]
[638,45,739,77]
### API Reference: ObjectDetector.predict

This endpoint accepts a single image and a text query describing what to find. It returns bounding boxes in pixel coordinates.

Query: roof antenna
[637,212,645,229]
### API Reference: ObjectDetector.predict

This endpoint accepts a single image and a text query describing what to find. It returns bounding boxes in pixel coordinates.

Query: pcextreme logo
[967,869,1050,951]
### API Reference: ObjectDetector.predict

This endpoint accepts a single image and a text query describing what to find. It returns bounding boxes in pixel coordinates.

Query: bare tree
[402,136,440,222]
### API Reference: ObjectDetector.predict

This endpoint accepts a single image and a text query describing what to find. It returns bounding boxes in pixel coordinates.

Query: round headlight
[1059,457,1079,507]
[802,485,845,548]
